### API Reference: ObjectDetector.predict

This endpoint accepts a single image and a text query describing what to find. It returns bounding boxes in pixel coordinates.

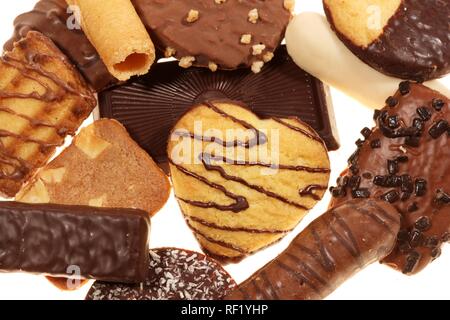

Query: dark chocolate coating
[3,0,117,91]
[132,0,291,70]
[0,202,150,283]
[225,199,400,300]
[330,82,450,274]
[325,0,450,81]
[86,248,237,300]
[98,46,340,168]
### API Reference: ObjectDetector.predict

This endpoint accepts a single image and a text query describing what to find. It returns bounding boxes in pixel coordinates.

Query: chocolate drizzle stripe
[202,153,330,173]
[348,202,399,235]
[299,184,328,200]
[200,154,310,211]
[292,235,336,272]
[272,117,322,142]
[0,129,59,149]
[259,270,280,300]
[187,215,290,234]
[251,279,271,300]
[186,219,249,254]
[330,210,361,258]
[276,261,322,295]
[285,251,329,287]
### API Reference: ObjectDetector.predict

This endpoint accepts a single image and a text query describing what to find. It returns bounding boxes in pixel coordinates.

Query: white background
[0,1,448,300]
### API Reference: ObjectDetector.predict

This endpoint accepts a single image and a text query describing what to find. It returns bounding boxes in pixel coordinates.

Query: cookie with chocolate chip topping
[324,0,450,81]
[131,0,292,72]
[330,82,449,275]
[86,248,237,300]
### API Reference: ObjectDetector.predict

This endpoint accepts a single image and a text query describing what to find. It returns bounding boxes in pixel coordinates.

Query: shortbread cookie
[0,31,96,197]
[168,101,330,259]
[226,200,401,300]
[86,248,237,300]
[324,0,450,81]
[17,119,170,216]
[330,82,449,274]
[132,0,293,72]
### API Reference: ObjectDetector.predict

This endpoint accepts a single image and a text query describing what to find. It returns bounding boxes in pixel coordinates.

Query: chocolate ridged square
[98,46,340,165]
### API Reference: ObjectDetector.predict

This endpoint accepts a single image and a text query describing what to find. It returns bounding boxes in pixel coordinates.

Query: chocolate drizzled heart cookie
[330,82,449,274]
[324,0,450,81]
[168,101,330,260]
[132,0,293,73]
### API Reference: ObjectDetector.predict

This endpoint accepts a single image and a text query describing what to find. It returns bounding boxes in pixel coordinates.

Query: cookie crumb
[164,47,176,58]
[186,10,199,23]
[263,51,274,63]
[251,61,264,74]
[208,62,218,72]
[240,34,252,44]
[252,44,266,55]
[179,56,195,68]
[248,9,259,23]
[283,0,295,12]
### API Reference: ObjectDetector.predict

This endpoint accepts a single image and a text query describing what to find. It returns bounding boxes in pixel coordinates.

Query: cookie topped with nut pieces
[132,0,293,73]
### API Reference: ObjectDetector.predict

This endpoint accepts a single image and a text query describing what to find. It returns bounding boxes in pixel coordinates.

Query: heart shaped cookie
[168,101,330,260]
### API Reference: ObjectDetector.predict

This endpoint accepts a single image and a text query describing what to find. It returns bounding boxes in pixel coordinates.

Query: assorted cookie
[86,248,237,300]
[132,0,293,72]
[330,82,449,275]
[0,31,96,197]
[0,0,447,300]
[4,0,117,91]
[98,45,339,171]
[285,12,450,109]
[0,201,150,283]
[168,101,330,259]
[17,119,170,216]
[225,199,401,300]
[323,0,450,81]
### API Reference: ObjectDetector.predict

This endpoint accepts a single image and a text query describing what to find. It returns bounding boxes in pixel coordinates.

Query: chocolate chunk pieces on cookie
[132,0,292,72]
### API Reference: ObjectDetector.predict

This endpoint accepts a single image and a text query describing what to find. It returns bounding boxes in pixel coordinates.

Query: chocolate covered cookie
[132,0,293,72]
[4,0,117,91]
[226,200,400,300]
[330,82,449,274]
[324,0,450,81]
[86,248,237,300]
[168,101,330,260]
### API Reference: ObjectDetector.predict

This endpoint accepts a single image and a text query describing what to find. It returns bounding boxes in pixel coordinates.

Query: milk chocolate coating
[98,46,339,170]
[132,0,291,70]
[225,200,400,300]
[0,202,150,283]
[330,82,449,274]
[325,0,450,81]
[3,0,117,91]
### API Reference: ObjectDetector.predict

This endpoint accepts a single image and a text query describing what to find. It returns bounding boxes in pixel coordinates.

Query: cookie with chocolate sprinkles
[86,248,236,300]
[330,82,449,275]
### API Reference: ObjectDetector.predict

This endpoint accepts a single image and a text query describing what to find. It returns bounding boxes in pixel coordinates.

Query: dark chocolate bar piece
[3,0,117,91]
[0,202,150,283]
[98,46,340,166]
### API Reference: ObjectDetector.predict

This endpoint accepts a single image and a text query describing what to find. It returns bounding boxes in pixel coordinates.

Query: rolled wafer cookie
[66,0,155,81]
[285,13,450,109]
[225,199,401,300]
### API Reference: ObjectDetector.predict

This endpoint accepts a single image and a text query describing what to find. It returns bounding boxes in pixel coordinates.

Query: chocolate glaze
[132,0,291,70]
[331,82,450,274]
[4,0,117,91]
[225,200,401,300]
[325,0,450,81]
[0,32,96,197]
[98,45,340,170]
[169,101,330,257]
[86,248,237,300]
[0,202,150,283]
